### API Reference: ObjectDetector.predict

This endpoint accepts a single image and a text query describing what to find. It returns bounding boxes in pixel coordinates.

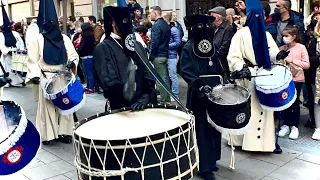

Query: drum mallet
[251,74,273,78]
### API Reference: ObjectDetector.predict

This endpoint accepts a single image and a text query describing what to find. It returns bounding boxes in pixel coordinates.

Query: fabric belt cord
[133,40,189,113]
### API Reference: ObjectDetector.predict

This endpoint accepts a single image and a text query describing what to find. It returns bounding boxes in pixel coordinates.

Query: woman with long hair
[77,23,96,94]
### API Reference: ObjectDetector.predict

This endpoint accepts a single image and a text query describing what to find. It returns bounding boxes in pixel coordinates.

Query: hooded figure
[25,0,79,145]
[227,0,280,152]
[0,1,25,90]
[93,6,155,111]
[179,14,222,180]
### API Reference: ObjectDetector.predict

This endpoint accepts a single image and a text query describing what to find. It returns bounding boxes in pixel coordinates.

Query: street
[2,78,320,180]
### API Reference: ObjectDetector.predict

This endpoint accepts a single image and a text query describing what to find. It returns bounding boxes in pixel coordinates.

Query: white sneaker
[278,125,290,137]
[312,128,320,140]
[289,126,299,140]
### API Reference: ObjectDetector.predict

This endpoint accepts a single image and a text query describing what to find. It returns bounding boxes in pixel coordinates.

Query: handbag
[288,62,303,77]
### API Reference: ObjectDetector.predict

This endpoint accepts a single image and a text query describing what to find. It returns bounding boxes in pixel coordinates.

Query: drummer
[26,0,79,145]
[0,3,25,90]
[227,0,280,153]
[179,14,223,180]
[93,6,156,111]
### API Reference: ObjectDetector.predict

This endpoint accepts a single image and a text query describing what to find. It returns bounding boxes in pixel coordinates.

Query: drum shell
[207,96,251,130]
[73,108,198,180]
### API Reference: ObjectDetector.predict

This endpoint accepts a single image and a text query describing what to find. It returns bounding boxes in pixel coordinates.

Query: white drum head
[75,109,191,141]
[255,65,292,90]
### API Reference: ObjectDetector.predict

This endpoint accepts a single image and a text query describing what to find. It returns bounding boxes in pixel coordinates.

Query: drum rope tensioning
[73,105,199,180]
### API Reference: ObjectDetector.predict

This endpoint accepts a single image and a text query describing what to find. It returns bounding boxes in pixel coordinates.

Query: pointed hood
[245,0,271,68]
[104,6,135,57]
[1,1,16,47]
[37,0,67,65]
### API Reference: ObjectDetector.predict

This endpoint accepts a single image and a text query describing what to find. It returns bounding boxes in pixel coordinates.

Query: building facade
[0,0,313,26]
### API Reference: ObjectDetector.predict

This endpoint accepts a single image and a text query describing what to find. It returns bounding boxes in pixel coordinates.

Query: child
[278,25,310,139]
[135,25,150,45]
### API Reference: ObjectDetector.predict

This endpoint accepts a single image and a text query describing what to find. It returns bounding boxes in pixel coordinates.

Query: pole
[63,0,68,34]
[29,0,35,16]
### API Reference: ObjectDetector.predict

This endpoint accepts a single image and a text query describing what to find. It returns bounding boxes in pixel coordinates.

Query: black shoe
[57,135,72,144]
[305,119,316,129]
[42,141,50,145]
[21,82,26,87]
[198,171,216,180]
[212,167,219,172]
[273,148,282,154]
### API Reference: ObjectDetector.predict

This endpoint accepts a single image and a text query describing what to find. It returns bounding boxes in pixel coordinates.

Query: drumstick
[252,74,273,78]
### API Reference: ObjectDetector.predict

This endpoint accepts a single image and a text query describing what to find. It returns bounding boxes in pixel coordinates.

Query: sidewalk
[2,80,320,180]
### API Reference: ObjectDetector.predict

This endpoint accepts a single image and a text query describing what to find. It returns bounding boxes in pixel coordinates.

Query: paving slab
[220,147,251,164]
[297,153,320,165]
[63,171,77,180]
[249,148,301,166]
[269,159,320,180]
[24,160,74,180]
[46,175,71,180]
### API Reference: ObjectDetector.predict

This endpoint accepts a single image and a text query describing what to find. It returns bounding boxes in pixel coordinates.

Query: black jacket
[271,10,306,45]
[150,18,171,59]
[213,21,234,75]
[93,37,156,110]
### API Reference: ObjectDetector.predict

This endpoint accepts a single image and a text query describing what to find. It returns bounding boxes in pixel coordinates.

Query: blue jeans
[81,56,95,90]
[168,58,179,97]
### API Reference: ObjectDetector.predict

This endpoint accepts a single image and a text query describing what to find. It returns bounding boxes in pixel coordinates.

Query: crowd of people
[0,0,320,179]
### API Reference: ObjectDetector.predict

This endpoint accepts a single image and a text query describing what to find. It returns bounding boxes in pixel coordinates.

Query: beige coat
[227,27,279,152]
[26,26,79,141]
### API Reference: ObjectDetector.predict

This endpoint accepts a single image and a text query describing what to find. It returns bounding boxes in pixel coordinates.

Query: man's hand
[231,64,252,81]
[66,61,76,70]
[32,77,40,85]
[131,94,150,111]
[276,50,290,61]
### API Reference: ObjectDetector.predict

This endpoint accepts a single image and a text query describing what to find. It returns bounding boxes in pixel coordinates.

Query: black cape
[93,37,155,110]
[179,40,222,172]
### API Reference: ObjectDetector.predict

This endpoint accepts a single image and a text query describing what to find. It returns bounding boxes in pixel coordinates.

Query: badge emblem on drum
[62,97,71,105]
[2,146,24,165]
[125,34,135,51]
[236,113,246,124]
[198,39,212,53]
[280,90,289,101]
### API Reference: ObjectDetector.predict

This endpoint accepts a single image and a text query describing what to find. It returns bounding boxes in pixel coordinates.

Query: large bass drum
[73,105,198,180]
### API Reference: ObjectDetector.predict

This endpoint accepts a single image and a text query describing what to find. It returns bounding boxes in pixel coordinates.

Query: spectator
[67,16,76,38]
[305,1,320,29]
[163,12,181,100]
[135,25,150,45]
[271,0,306,46]
[128,0,143,18]
[234,0,247,28]
[149,6,171,104]
[304,12,320,130]
[261,1,277,41]
[226,8,235,24]
[132,7,143,26]
[278,25,310,140]
[140,18,152,37]
[71,21,86,85]
[172,11,184,40]
[88,15,104,45]
[78,17,84,23]
[13,22,25,44]
[77,23,96,94]
[209,6,234,78]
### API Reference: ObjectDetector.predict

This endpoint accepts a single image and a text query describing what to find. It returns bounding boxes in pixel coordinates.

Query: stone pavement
[2,78,320,180]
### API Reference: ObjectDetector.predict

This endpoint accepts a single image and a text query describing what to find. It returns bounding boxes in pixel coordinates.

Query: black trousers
[283,82,303,127]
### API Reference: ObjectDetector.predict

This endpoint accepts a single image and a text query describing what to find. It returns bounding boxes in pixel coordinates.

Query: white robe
[0,31,25,86]
[227,27,279,152]
[26,26,79,141]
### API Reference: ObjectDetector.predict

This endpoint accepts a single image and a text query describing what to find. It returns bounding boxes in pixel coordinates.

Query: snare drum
[73,106,199,180]
[12,51,28,78]
[43,71,85,115]
[0,101,41,175]
[207,84,251,135]
[255,64,297,111]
